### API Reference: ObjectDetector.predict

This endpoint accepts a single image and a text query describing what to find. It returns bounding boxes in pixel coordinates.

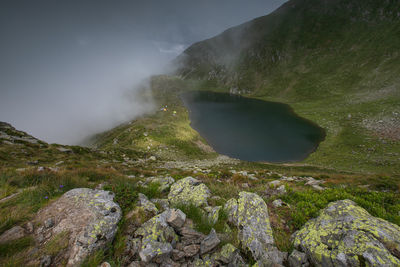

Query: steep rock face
[34,188,122,266]
[293,199,400,266]
[168,177,211,207]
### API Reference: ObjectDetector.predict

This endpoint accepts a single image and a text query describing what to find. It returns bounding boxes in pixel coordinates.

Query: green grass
[80,250,106,267]
[0,236,33,258]
[90,76,218,162]
[137,182,161,200]
[281,187,400,229]
[173,203,230,235]
[175,0,400,175]
[44,231,69,256]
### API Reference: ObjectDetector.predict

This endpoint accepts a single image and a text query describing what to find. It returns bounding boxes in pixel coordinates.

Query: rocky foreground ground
[1,176,399,267]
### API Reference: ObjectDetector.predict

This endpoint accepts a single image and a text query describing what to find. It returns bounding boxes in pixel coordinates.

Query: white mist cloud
[0,0,287,145]
[153,41,187,55]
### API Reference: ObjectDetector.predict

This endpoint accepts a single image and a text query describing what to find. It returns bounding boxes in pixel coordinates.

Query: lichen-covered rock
[204,206,221,224]
[288,249,308,267]
[191,257,213,267]
[34,188,121,266]
[151,198,170,210]
[200,228,220,254]
[293,199,400,267]
[224,198,238,225]
[213,243,238,264]
[236,192,276,261]
[138,193,159,215]
[145,176,175,192]
[139,240,173,263]
[134,210,178,263]
[168,177,211,207]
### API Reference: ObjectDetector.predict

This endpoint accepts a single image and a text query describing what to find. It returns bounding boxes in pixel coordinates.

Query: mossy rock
[168,177,211,207]
[293,199,400,266]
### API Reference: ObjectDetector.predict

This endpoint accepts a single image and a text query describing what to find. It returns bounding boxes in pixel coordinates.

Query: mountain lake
[181,91,325,162]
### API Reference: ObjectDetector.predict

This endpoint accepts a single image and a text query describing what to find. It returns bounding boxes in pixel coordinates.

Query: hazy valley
[1,0,400,266]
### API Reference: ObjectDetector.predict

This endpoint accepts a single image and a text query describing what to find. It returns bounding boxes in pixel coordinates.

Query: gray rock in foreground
[293,199,400,266]
[168,177,211,207]
[34,188,122,266]
[225,191,286,264]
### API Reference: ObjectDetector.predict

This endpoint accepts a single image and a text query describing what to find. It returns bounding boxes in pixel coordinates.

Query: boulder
[191,257,213,267]
[134,210,178,263]
[293,199,400,266]
[304,177,323,186]
[139,240,173,263]
[151,198,170,210]
[213,243,238,264]
[179,227,205,246]
[167,209,186,229]
[235,192,282,263]
[200,228,220,254]
[288,250,308,267]
[183,244,200,257]
[138,193,159,215]
[237,192,274,259]
[34,188,121,266]
[172,249,185,261]
[0,225,26,244]
[145,176,175,192]
[224,198,238,225]
[268,180,281,187]
[168,177,210,207]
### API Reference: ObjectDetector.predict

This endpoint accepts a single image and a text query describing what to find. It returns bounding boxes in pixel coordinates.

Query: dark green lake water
[181,91,325,163]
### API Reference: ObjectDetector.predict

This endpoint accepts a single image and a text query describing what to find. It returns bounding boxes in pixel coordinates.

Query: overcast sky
[0,0,287,144]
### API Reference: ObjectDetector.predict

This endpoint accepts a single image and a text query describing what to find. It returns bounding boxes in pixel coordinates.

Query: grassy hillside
[175,0,400,174]
[1,76,399,266]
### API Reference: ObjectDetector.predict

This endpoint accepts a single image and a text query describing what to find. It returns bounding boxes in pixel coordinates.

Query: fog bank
[0,0,286,144]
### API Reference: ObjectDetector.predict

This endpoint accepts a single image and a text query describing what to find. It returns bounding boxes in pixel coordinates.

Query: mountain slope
[177,0,400,99]
[175,0,400,173]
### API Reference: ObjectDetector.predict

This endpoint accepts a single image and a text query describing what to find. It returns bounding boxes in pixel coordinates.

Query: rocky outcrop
[0,121,40,145]
[168,177,211,207]
[134,210,179,263]
[212,243,238,264]
[138,193,159,215]
[225,191,287,265]
[293,199,400,266]
[34,188,122,266]
[128,207,242,266]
